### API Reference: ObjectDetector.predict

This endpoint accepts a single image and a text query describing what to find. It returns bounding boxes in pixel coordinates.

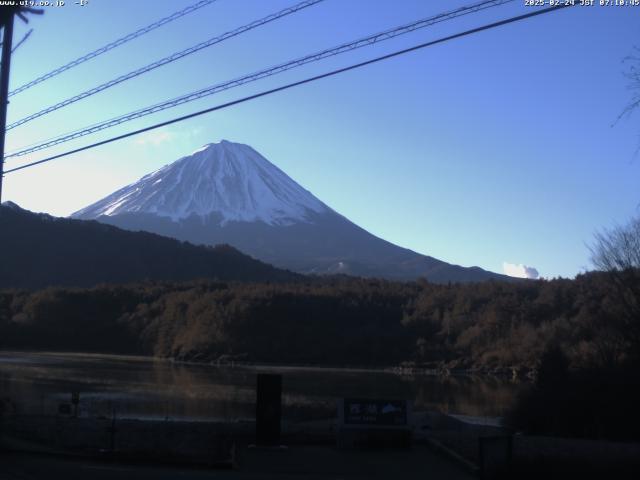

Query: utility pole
[0,6,42,201]
[0,13,15,203]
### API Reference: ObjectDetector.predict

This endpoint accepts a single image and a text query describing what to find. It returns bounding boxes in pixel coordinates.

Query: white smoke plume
[502,262,539,279]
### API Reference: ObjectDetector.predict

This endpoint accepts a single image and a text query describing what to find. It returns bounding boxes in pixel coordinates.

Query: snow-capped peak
[72,140,329,225]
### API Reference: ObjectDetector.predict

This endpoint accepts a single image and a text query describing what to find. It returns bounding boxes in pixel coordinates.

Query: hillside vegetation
[0,203,300,288]
[1,271,636,373]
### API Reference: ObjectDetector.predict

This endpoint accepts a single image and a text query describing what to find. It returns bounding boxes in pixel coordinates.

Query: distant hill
[0,202,300,289]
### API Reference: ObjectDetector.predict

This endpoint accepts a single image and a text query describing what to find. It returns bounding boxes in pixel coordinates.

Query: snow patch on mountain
[72,140,329,225]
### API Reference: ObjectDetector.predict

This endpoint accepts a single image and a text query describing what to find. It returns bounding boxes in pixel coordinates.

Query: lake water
[0,351,521,422]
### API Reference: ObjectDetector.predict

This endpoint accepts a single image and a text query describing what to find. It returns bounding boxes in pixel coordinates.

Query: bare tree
[618,47,640,124]
[590,216,640,359]
[591,216,640,272]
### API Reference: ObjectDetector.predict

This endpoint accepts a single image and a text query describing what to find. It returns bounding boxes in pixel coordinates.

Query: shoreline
[0,349,532,380]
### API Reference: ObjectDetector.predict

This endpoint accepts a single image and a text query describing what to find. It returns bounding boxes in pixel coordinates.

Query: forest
[2,264,640,440]
[0,270,636,374]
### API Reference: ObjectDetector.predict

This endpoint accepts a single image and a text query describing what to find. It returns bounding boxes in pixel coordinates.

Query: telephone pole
[0,13,15,203]
[0,5,42,202]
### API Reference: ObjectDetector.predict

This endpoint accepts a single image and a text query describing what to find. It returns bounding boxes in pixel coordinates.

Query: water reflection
[0,352,521,421]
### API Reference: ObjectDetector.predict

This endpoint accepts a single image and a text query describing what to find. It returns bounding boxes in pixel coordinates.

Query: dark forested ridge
[1,271,636,375]
[0,202,300,288]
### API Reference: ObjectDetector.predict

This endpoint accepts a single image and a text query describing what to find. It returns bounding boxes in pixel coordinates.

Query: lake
[0,351,521,422]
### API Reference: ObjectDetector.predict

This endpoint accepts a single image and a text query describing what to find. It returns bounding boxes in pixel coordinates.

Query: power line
[0,6,43,202]
[6,0,512,155]
[5,0,515,158]
[11,28,32,53]
[8,0,219,97]
[4,4,573,176]
[6,0,325,131]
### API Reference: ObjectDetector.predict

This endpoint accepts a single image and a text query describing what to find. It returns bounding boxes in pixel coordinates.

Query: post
[71,391,80,418]
[255,373,282,446]
[0,14,15,203]
[479,435,513,479]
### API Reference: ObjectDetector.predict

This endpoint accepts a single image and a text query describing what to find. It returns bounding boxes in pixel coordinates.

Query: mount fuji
[73,140,505,283]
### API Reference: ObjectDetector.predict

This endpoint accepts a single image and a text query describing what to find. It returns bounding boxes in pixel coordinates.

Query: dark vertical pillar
[255,373,282,446]
[71,391,79,418]
[479,435,513,479]
[0,14,15,203]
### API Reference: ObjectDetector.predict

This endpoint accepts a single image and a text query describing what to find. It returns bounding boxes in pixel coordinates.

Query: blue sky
[2,0,639,279]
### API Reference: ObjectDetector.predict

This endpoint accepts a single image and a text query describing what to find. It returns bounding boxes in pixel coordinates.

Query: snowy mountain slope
[73,140,508,283]
[74,140,328,225]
